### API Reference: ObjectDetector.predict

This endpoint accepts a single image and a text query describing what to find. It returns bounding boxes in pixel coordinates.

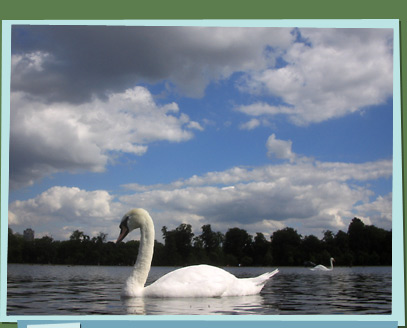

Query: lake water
[7,264,391,315]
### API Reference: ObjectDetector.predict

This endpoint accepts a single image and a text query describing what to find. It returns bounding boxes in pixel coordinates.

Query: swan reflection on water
[123,294,265,315]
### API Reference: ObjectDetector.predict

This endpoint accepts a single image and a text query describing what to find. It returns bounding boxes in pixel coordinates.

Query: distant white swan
[116,208,279,298]
[310,257,335,271]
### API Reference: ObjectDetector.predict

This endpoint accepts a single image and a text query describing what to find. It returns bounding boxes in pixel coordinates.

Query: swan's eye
[120,216,129,229]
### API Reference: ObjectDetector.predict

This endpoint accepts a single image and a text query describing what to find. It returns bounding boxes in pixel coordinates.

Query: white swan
[116,208,279,298]
[310,257,335,271]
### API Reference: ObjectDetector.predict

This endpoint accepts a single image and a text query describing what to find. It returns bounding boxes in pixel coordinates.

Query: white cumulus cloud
[266,134,296,162]
[239,118,261,130]
[119,157,392,237]
[9,86,201,189]
[8,186,125,240]
[237,28,393,126]
[8,156,392,241]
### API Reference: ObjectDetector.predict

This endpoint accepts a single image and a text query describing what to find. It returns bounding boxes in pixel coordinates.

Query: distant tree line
[8,217,391,267]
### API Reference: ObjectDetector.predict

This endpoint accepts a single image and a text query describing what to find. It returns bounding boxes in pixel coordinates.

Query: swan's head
[116,208,149,243]
[330,257,335,262]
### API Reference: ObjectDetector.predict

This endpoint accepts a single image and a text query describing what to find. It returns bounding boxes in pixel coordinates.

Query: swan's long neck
[127,214,155,292]
[330,259,334,270]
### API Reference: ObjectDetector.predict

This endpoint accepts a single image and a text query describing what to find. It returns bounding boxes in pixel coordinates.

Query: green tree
[302,234,322,264]
[223,227,252,266]
[347,217,367,264]
[8,228,24,263]
[333,230,352,265]
[34,236,55,264]
[200,224,223,252]
[252,232,272,266]
[348,217,366,251]
[162,223,194,265]
[7,219,391,267]
[70,230,89,242]
[92,232,108,244]
[193,224,224,265]
[271,227,302,266]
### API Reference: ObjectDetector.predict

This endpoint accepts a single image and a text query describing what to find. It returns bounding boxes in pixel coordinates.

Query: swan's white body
[310,257,335,271]
[117,208,279,298]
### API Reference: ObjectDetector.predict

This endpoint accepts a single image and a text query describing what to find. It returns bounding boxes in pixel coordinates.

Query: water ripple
[7,264,391,315]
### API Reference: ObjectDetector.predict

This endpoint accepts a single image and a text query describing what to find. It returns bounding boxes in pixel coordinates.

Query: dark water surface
[7,264,391,315]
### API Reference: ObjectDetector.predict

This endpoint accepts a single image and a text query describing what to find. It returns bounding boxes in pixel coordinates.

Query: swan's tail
[251,268,279,286]
[224,268,279,296]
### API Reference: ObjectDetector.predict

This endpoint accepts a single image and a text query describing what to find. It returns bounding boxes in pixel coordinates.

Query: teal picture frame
[1,1,405,328]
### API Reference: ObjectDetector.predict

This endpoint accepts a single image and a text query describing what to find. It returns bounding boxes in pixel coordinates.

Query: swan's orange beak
[116,226,129,243]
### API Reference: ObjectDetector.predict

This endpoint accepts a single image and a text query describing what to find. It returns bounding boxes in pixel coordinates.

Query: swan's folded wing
[143,265,279,298]
[143,265,237,298]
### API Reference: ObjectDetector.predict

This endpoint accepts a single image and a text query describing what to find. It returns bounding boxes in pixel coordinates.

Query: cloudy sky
[7,25,394,243]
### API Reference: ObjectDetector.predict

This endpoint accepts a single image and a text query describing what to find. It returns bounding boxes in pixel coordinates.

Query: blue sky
[8,25,394,242]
